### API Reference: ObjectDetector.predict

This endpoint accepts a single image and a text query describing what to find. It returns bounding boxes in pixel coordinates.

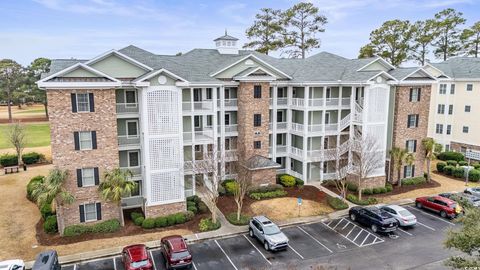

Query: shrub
[249,190,287,200]
[438,151,464,162]
[362,188,373,195]
[401,176,427,186]
[346,183,358,192]
[22,152,43,165]
[43,215,58,234]
[187,201,196,208]
[367,197,378,204]
[452,167,465,178]
[0,154,18,167]
[436,162,447,172]
[155,217,168,228]
[279,174,296,187]
[27,175,44,202]
[217,184,226,196]
[63,225,89,237]
[327,196,349,210]
[134,217,144,226]
[63,219,120,236]
[346,194,376,205]
[130,212,143,221]
[225,212,250,225]
[198,218,221,232]
[224,181,239,195]
[444,165,455,175]
[187,205,198,214]
[40,202,53,220]
[187,195,201,203]
[468,169,480,182]
[446,160,458,166]
[386,183,393,192]
[184,211,195,221]
[295,178,304,187]
[197,201,209,214]
[372,188,383,194]
[474,164,480,170]
[175,213,186,224]
[248,184,284,194]
[167,215,176,226]
[142,218,156,229]
[458,161,468,166]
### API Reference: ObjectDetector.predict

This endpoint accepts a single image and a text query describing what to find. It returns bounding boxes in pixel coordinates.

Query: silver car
[464,187,480,198]
[248,216,289,251]
[380,205,417,226]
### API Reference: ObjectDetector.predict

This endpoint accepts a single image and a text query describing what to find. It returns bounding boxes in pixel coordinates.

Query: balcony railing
[225,124,238,133]
[182,101,213,111]
[291,98,304,107]
[118,135,140,146]
[308,124,323,132]
[277,122,287,130]
[323,172,337,180]
[121,196,144,208]
[224,99,238,107]
[325,123,338,132]
[308,99,324,107]
[183,128,214,142]
[116,103,139,114]
[290,170,303,179]
[291,123,304,132]
[276,145,287,154]
[291,146,303,157]
[121,166,141,176]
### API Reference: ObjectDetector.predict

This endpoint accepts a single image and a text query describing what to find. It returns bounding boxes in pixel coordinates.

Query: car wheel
[350,213,356,221]
[440,211,447,218]
[416,202,422,209]
[249,228,254,238]
[371,224,378,233]
[264,241,270,251]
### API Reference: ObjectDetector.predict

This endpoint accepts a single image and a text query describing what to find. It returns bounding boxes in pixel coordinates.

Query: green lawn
[0,123,50,149]
[15,108,46,114]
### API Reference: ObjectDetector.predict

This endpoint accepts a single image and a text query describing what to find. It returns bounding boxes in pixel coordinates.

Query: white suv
[248,216,289,251]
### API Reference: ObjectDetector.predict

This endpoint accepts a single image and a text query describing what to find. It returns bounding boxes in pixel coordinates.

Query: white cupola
[214,30,239,55]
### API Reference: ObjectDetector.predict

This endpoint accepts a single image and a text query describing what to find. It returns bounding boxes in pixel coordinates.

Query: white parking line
[417,221,436,231]
[322,221,360,247]
[341,221,351,230]
[332,219,344,229]
[297,226,333,253]
[242,235,272,265]
[113,257,117,270]
[345,227,356,238]
[215,240,239,270]
[398,228,413,236]
[192,261,198,270]
[406,206,456,226]
[73,264,76,270]
[288,245,304,259]
[149,250,157,270]
[352,229,363,242]
[360,234,370,246]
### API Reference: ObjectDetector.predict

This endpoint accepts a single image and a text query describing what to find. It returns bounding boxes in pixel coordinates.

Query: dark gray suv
[248,216,289,251]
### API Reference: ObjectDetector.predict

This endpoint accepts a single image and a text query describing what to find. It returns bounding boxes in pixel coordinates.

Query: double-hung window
[446,125,452,135]
[404,165,415,178]
[81,168,95,186]
[448,105,453,115]
[466,84,473,91]
[437,104,445,114]
[407,114,419,128]
[450,84,455,94]
[254,114,262,127]
[77,93,90,112]
[84,203,98,222]
[254,141,261,149]
[79,131,93,150]
[254,85,262,98]
[465,105,471,112]
[436,124,443,134]
[463,126,469,133]
[409,88,421,102]
[406,140,417,153]
[439,84,447,94]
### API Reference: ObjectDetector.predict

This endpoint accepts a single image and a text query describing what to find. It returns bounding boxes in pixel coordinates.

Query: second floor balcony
[182,101,214,112]
[116,103,139,115]
[183,128,214,144]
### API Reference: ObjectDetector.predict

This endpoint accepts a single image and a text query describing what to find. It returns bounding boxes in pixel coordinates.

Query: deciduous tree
[460,21,480,58]
[244,8,285,55]
[7,121,27,167]
[432,8,466,61]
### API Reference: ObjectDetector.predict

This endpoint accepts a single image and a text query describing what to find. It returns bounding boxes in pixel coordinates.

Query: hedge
[436,162,447,173]
[346,194,377,205]
[43,215,58,234]
[131,212,143,221]
[362,186,388,195]
[458,161,468,166]
[438,151,464,162]
[248,184,284,194]
[401,176,427,186]
[327,196,349,210]
[224,181,238,195]
[279,174,296,187]
[0,154,18,167]
[468,169,480,182]
[199,218,221,232]
[40,202,53,220]
[22,152,44,165]
[249,190,287,200]
[142,218,156,229]
[346,183,358,192]
[385,183,393,192]
[295,178,304,187]
[225,212,250,225]
[452,167,465,178]
[446,160,458,166]
[63,219,120,237]
[134,217,144,226]
[136,212,193,229]
[27,175,45,202]
[444,165,455,175]
[186,195,208,214]
[474,164,480,170]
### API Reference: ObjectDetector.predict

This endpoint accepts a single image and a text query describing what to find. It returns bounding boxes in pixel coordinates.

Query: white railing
[116,103,139,114]
[121,166,141,176]
[224,99,238,107]
[225,149,238,161]
[182,101,214,111]
[291,98,304,107]
[118,135,140,146]
[325,98,339,106]
[290,170,303,179]
[325,123,338,132]
[341,97,351,106]
[277,122,287,130]
[183,129,214,142]
[323,172,337,180]
[291,146,303,157]
[276,145,287,154]
[291,123,304,132]
[339,140,350,155]
[308,124,323,132]
[225,125,238,133]
[277,98,288,106]
[308,98,324,107]
[308,150,323,160]
[339,114,351,130]
[121,196,144,208]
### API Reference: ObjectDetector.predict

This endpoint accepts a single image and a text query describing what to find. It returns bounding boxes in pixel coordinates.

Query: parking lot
[61,204,458,270]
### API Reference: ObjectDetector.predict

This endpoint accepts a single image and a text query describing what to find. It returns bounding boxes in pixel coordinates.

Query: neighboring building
[425,58,480,153]
[38,33,436,232]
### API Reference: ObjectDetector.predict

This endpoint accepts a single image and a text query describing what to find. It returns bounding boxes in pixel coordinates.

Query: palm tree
[422,137,436,183]
[31,168,74,213]
[98,168,137,226]
[390,147,416,187]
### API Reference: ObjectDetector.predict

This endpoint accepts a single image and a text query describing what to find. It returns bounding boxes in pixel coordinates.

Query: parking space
[322,217,385,247]
[216,235,271,269]
[282,227,333,259]
[189,240,236,270]
[76,257,116,270]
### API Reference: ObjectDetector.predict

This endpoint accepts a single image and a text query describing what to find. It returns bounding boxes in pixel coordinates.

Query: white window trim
[407,140,415,153]
[83,202,98,222]
[125,120,139,138]
[466,84,473,91]
[405,165,413,178]
[81,168,95,187]
[76,92,90,113]
[79,131,93,150]
[127,150,140,167]
[124,90,137,107]
[194,116,201,128]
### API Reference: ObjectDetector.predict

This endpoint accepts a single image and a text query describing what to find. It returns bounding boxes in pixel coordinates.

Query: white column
[190,88,195,142]
[320,86,327,181]
[348,86,357,168]
[302,86,310,182]
[286,86,293,173]
[272,85,278,159]
[219,86,226,180]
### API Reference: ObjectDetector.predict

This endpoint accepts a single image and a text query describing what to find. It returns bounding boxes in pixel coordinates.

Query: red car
[121,244,154,270]
[160,235,193,270]
[415,196,463,219]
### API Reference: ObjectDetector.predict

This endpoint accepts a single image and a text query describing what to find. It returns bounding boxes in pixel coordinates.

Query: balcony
[225,149,238,161]
[116,103,139,115]
[225,124,238,133]
[270,98,288,106]
[118,135,140,148]
[121,196,144,208]
[120,166,142,177]
[182,101,213,112]
[291,98,305,107]
[307,148,337,162]
[224,99,237,107]
[291,123,304,133]
[276,145,287,155]
[291,146,303,158]
[183,128,214,143]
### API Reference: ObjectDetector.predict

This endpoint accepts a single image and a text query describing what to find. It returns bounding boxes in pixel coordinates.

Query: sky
[1,0,479,66]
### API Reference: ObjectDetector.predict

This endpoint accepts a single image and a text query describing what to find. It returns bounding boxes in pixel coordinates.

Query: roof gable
[37,63,121,88]
[357,57,395,72]
[88,53,150,78]
[401,68,437,81]
[211,54,291,80]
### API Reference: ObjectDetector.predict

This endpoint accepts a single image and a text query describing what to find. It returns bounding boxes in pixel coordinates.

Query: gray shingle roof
[42,59,87,78]
[431,57,480,78]
[243,155,281,170]
[213,34,239,41]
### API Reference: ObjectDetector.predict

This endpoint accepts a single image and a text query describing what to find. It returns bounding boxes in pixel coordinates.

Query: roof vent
[214,30,239,55]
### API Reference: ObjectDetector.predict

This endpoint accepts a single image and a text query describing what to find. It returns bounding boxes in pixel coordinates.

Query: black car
[349,206,398,233]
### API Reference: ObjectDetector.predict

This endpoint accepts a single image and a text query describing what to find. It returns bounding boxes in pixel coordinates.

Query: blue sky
[1,0,479,66]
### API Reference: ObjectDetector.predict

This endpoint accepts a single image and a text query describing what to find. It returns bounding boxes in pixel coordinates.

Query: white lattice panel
[365,124,386,150]
[149,138,182,170]
[150,172,183,203]
[366,87,388,123]
[146,90,180,135]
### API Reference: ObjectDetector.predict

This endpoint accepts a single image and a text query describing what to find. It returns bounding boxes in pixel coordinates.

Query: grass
[15,108,46,115]
[0,123,50,149]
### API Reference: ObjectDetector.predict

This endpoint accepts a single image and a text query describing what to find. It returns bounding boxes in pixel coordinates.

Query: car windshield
[264,225,281,235]
[399,210,411,216]
[131,260,149,268]
[172,251,190,260]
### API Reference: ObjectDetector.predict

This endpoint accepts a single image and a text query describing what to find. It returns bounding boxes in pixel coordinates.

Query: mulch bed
[217,185,328,217]
[35,210,210,246]
[0,117,48,123]
[322,179,442,199]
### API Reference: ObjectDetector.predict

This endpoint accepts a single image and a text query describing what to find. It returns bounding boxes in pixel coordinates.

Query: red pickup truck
[415,196,463,219]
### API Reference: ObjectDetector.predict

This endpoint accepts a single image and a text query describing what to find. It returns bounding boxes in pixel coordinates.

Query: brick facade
[251,168,277,186]
[47,89,120,234]
[391,85,431,181]
[346,175,386,189]
[144,202,187,218]
[450,141,480,152]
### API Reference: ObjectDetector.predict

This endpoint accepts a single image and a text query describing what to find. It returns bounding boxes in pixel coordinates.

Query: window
[439,84,447,94]
[463,126,469,133]
[276,134,284,145]
[225,113,231,125]
[126,120,138,137]
[254,85,262,98]
[406,140,417,153]
[277,87,287,98]
[79,131,93,150]
[409,88,421,102]
[276,111,284,122]
[128,151,140,167]
[446,125,451,135]
[254,141,261,149]
[194,145,201,152]
[254,114,262,127]
[206,88,212,100]
[465,105,471,112]
[437,104,445,114]
[445,144,450,151]
[125,90,137,105]
[77,93,90,112]
[81,168,95,186]
[450,84,455,94]
[435,124,443,134]
[404,165,415,178]
[194,116,201,128]
[448,105,453,115]
[84,203,98,222]
[407,114,419,128]
[466,84,473,91]
[206,115,212,127]
[325,112,330,124]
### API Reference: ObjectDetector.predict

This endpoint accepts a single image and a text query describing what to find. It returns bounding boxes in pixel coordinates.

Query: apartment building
[38,33,436,232]
[425,57,480,153]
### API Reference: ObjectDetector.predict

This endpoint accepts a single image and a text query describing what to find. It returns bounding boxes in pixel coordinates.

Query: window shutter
[405,140,409,149]
[96,202,102,220]
[412,166,415,177]
[79,205,85,223]
[407,115,411,128]
[413,140,417,152]
[94,167,99,185]
[403,166,407,178]
[89,93,95,112]
[415,115,419,127]
[409,88,413,102]
[418,89,421,101]
[91,131,97,149]
[74,132,80,150]
[76,169,83,187]
[71,93,77,113]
